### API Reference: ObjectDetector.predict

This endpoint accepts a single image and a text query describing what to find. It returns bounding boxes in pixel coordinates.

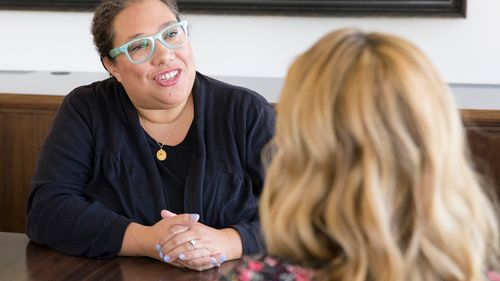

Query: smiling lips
[155,69,181,87]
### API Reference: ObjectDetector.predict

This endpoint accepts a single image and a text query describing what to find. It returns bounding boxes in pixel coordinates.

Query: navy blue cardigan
[26,72,275,258]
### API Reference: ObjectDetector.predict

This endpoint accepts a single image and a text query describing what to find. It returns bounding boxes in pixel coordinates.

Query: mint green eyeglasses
[109,21,188,64]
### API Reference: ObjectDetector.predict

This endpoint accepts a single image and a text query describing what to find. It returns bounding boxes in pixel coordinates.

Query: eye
[164,28,180,39]
[166,31,178,38]
[128,39,150,53]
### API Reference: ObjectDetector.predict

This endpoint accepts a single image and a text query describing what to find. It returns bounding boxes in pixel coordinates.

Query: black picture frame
[0,0,467,17]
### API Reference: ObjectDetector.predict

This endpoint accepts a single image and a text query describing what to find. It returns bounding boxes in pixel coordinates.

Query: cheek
[123,64,149,81]
[117,67,150,92]
[178,46,196,68]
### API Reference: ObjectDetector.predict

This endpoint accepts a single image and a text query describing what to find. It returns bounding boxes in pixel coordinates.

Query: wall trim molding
[0,71,498,109]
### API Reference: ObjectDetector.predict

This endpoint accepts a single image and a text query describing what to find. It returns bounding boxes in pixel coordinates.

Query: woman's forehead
[113,0,176,42]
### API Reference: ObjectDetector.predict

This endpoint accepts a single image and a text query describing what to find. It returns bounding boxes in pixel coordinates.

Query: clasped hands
[150,210,236,271]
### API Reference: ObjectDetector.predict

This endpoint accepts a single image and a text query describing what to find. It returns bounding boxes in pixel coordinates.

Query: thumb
[161,209,177,219]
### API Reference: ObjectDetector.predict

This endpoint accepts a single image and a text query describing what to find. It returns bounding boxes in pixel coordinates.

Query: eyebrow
[124,20,179,42]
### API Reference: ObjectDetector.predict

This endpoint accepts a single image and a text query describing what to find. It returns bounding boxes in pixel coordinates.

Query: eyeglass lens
[127,23,187,63]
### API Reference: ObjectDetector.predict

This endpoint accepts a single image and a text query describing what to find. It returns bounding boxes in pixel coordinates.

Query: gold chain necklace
[139,97,190,161]
[155,98,190,161]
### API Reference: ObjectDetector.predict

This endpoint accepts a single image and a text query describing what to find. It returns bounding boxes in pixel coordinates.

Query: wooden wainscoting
[462,110,500,202]
[0,94,499,233]
[0,94,64,233]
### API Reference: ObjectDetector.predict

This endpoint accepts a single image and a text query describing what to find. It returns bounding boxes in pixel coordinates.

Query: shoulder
[221,255,315,281]
[194,72,273,111]
[64,77,124,105]
[61,77,126,113]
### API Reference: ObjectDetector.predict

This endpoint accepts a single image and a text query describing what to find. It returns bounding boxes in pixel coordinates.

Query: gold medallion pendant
[156,149,167,161]
[147,95,191,162]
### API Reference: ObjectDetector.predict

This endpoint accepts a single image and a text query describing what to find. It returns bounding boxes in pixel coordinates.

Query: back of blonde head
[260,28,499,281]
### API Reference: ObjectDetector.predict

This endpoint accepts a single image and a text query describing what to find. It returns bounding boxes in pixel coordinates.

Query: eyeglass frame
[108,20,189,64]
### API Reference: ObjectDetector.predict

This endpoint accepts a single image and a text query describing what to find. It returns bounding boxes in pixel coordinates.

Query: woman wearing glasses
[26,0,275,271]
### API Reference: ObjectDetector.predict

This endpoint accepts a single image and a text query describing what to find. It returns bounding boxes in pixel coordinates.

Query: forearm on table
[119,222,157,259]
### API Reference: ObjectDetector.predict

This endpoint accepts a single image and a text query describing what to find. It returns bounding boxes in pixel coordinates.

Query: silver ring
[189,239,197,250]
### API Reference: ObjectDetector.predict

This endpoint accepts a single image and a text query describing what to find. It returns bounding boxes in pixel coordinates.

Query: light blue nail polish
[155,243,161,251]
[210,257,218,266]
[178,253,186,260]
[219,255,227,263]
[159,252,164,259]
[163,255,170,262]
[191,213,200,221]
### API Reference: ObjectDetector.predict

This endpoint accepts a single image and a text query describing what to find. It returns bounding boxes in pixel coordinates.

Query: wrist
[220,227,243,260]
[120,222,155,258]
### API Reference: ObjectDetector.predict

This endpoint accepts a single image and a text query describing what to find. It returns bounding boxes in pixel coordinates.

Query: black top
[26,72,276,258]
[145,123,195,214]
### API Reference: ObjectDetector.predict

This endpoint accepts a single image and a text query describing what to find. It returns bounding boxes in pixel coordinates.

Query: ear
[102,57,123,82]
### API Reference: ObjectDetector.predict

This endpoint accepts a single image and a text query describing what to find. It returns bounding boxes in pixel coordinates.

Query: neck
[137,95,191,125]
[137,95,193,145]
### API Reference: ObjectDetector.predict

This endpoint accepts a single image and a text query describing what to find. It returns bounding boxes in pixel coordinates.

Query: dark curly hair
[91,0,180,62]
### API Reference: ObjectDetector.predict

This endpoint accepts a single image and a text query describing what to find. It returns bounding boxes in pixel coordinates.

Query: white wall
[0,0,499,85]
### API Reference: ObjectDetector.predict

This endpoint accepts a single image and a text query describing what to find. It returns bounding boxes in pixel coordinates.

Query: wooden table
[0,232,237,281]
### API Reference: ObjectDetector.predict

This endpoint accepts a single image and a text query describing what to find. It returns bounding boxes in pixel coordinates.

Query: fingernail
[155,243,161,251]
[163,255,170,262]
[209,257,218,267]
[178,253,186,260]
[159,252,164,259]
[219,255,227,263]
[191,213,200,221]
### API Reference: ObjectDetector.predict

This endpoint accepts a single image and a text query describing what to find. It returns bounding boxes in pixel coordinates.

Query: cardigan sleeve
[231,100,275,255]
[26,89,132,258]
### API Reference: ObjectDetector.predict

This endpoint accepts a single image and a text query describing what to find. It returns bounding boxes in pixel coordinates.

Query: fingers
[154,212,199,245]
[185,256,220,271]
[157,224,194,246]
[170,225,190,236]
[161,209,177,218]
[210,253,227,265]
[152,214,228,271]
[178,247,212,262]
[179,250,227,267]
[154,225,189,259]
[155,241,224,271]
[160,238,203,263]
[178,250,226,271]
[168,213,199,223]
[159,211,199,226]
[157,222,222,262]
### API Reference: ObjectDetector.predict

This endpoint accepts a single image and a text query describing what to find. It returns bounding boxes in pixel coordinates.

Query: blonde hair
[260,28,499,281]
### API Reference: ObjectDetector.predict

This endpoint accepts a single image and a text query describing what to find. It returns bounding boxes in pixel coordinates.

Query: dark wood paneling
[0,94,64,233]
[462,109,500,202]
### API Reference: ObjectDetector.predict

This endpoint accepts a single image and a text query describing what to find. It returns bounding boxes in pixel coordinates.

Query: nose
[151,40,175,66]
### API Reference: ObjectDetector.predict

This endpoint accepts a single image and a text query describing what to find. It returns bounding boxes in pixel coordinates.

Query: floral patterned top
[221,256,500,281]
[220,255,315,281]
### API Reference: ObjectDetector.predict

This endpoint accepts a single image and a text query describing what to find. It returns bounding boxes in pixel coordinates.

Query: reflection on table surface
[0,232,237,281]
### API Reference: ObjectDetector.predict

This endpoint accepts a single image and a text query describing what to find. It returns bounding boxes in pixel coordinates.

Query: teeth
[158,70,178,81]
